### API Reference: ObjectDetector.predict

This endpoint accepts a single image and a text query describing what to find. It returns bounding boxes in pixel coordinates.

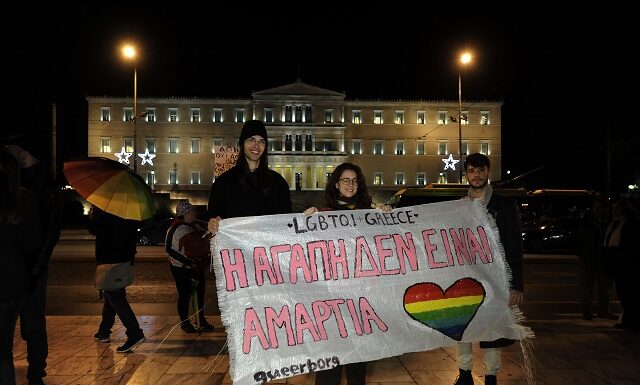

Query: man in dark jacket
[88,207,146,353]
[207,120,292,232]
[453,153,524,385]
[7,145,61,385]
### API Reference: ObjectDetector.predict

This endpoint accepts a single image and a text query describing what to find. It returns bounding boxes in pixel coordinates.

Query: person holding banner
[304,162,390,385]
[453,153,524,385]
[207,119,292,235]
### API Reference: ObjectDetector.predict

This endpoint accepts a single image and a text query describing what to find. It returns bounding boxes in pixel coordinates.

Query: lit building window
[461,111,468,125]
[146,108,156,122]
[324,109,333,123]
[191,171,201,185]
[264,108,274,123]
[101,107,111,122]
[100,138,111,153]
[373,140,384,155]
[416,141,426,155]
[461,141,468,155]
[213,108,223,123]
[295,106,302,122]
[169,138,179,153]
[374,110,383,124]
[169,108,178,122]
[145,138,156,153]
[438,141,447,155]
[373,172,383,186]
[169,170,177,185]
[190,138,200,153]
[212,139,223,152]
[395,172,404,185]
[352,140,362,154]
[438,111,447,124]
[480,142,490,155]
[394,111,404,124]
[124,107,133,122]
[235,109,245,123]
[417,111,426,124]
[123,138,133,153]
[191,108,200,122]
[352,110,362,124]
[395,141,404,155]
[146,171,155,186]
[417,172,426,186]
[480,111,490,125]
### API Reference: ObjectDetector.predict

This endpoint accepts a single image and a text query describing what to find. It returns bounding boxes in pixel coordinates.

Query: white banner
[211,200,526,384]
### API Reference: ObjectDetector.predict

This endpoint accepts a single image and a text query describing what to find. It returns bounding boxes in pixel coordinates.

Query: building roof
[252,80,345,98]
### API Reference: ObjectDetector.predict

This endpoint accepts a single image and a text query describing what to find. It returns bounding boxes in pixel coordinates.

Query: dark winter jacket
[0,189,43,302]
[486,193,524,292]
[481,192,524,349]
[88,207,139,265]
[25,176,61,276]
[207,166,292,219]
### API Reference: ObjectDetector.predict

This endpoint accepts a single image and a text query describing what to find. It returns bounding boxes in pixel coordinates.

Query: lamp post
[122,44,138,172]
[457,51,472,183]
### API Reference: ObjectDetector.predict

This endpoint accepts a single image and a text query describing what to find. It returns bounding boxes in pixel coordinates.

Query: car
[137,217,174,246]
[521,216,580,253]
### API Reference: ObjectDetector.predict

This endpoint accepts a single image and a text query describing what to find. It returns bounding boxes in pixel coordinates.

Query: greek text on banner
[210,200,528,384]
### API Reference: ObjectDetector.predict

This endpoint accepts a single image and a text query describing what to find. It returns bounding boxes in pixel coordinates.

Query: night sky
[6,4,637,195]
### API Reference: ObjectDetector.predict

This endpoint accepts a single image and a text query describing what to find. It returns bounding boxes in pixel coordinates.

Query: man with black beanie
[207,120,292,233]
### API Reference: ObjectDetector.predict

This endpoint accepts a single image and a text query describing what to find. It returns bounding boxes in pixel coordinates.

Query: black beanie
[239,120,268,145]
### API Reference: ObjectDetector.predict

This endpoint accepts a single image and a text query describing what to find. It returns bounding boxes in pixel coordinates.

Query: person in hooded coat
[207,120,292,232]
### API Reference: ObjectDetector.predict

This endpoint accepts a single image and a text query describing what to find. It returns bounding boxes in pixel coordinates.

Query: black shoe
[199,319,215,331]
[597,312,618,320]
[485,375,497,385]
[116,335,146,353]
[28,380,45,385]
[181,322,198,333]
[453,369,474,385]
[93,331,110,343]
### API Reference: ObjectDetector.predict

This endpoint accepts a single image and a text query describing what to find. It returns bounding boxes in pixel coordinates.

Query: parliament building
[87,81,502,206]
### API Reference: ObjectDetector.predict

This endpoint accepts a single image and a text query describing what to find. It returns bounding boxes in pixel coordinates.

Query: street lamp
[458,51,472,183]
[122,44,138,172]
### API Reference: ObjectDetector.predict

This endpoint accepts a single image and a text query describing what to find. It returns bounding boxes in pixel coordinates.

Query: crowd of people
[2,121,638,384]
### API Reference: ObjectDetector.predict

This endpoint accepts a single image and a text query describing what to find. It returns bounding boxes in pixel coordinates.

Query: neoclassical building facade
[87,81,502,205]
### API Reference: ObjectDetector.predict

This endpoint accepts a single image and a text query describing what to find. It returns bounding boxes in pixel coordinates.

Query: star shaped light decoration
[115,147,132,164]
[442,154,460,171]
[138,148,156,166]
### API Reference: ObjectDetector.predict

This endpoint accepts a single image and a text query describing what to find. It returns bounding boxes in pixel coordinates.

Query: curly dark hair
[325,162,372,209]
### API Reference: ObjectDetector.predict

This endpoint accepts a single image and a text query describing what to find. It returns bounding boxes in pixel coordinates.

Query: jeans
[98,288,144,340]
[170,265,205,322]
[20,270,48,381]
[0,300,22,385]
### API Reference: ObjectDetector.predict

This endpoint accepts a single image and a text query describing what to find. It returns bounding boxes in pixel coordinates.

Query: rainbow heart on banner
[403,278,486,341]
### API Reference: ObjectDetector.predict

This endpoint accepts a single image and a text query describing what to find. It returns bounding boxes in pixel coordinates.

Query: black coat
[0,189,43,302]
[207,166,292,219]
[88,208,139,265]
[486,193,524,292]
[480,192,524,349]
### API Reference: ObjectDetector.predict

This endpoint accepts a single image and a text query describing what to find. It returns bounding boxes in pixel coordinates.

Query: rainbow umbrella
[63,157,156,221]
